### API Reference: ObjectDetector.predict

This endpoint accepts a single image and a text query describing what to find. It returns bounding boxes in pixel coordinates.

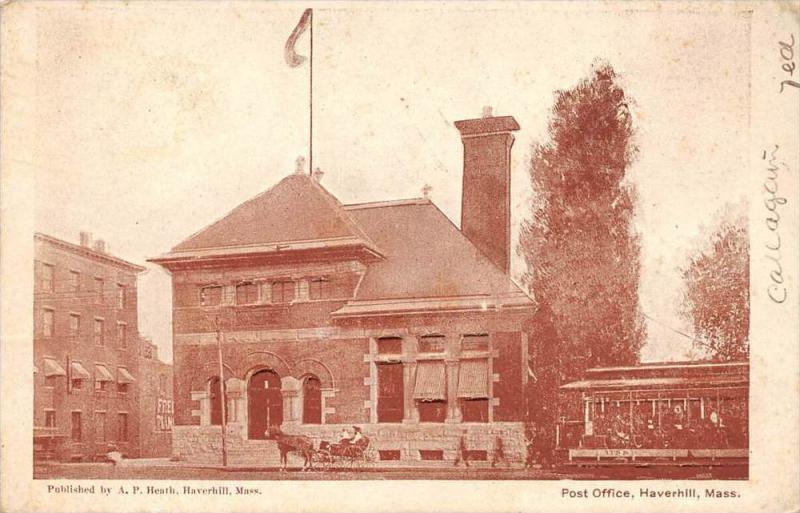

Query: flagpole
[309,9,313,176]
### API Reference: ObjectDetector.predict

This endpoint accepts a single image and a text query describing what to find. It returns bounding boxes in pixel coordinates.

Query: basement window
[419,450,444,461]
[378,450,401,461]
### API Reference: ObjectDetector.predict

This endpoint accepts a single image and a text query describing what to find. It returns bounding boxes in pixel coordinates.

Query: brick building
[151,112,537,466]
[137,338,174,458]
[33,233,172,462]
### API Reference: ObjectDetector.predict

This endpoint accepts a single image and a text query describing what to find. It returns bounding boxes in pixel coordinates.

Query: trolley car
[558,361,748,467]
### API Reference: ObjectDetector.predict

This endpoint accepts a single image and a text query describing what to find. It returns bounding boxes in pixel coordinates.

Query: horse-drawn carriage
[311,436,375,470]
[269,428,374,471]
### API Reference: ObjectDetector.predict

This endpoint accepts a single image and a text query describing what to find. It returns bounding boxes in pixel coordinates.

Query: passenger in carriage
[338,427,352,445]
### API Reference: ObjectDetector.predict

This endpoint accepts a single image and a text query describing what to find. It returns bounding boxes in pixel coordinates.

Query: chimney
[312,167,324,182]
[454,108,520,273]
[93,239,106,253]
[79,231,92,247]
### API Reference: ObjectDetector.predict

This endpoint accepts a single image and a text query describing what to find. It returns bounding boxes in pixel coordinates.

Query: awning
[117,367,136,384]
[457,360,488,399]
[70,361,91,380]
[94,364,114,382]
[413,361,446,401]
[43,358,66,377]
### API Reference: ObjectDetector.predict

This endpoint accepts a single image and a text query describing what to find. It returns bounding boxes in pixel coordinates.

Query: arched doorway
[248,369,283,439]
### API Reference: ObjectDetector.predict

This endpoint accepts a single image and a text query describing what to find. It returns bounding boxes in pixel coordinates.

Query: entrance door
[248,369,283,439]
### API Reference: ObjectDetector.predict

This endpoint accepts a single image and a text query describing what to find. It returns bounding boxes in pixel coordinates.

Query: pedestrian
[491,436,508,468]
[453,430,470,468]
[524,427,536,468]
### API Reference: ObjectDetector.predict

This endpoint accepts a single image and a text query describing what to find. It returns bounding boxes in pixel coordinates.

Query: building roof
[343,199,526,302]
[152,174,534,315]
[35,233,145,273]
[165,174,381,256]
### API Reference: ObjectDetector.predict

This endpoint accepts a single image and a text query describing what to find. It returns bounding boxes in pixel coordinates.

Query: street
[34,462,747,481]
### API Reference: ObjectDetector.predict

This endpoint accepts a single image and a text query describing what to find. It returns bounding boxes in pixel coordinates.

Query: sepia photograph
[2,1,798,512]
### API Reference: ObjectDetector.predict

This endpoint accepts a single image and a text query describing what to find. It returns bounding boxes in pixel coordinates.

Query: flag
[285,9,312,67]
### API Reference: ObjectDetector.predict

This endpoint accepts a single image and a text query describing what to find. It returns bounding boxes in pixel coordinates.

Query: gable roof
[156,174,381,260]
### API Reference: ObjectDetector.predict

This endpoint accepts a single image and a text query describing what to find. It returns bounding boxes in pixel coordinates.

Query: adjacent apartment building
[151,111,537,466]
[33,232,172,461]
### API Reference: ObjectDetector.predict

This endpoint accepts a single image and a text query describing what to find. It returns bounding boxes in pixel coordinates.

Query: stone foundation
[172,422,526,467]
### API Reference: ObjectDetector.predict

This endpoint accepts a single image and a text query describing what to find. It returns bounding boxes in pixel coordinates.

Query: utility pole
[214,315,228,467]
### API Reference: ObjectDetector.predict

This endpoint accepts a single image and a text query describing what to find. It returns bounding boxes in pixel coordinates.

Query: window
[309,278,330,300]
[302,376,322,424]
[377,363,404,423]
[200,286,222,306]
[117,323,127,348]
[271,281,295,304]
[209,377,223,426]
[117,284,125,309]
[419,335,446,353]
[71,378,82,390]
[94,319,104,346]
[117,383,129,394]
[69,271,80,292]
[40,263,54,292]
[159,374,167,395]
[461,334,489,352]
[69,314,81,336]
[95,412,106,442]
[44,410,56,428]
[418,401,447,422]
[236,282,258,305]
[45,375,57,388]
[117,413,128,442]
[71,412,82,442]
[377,337,403,355]
[94,277,104,303]
[461,398,489,423]
[378,450,401,461]
[42,309,54,338]
[94,364,112,392]
[419,449,444,461]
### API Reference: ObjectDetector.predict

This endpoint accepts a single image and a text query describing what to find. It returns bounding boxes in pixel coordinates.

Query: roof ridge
[343,198,430,210]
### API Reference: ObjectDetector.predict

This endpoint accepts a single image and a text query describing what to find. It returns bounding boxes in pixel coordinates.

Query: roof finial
[295,156,306,174]
[312,167,324,182]
[422,183,432,199]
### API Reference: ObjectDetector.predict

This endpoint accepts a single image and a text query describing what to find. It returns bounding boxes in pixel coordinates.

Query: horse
[266,427,315,471]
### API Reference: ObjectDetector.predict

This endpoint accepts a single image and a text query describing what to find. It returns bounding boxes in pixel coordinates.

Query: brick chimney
[454,108,520,273]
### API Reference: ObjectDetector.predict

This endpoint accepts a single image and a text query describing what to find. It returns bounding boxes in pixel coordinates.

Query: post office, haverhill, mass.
[150,112,537,466]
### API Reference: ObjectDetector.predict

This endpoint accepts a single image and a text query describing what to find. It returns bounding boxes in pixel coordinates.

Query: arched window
[302,375,322,424]
[209,377,223,426]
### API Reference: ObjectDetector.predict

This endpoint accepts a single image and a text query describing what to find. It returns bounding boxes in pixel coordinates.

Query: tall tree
[519,62,646,385]
[681,210,749,361]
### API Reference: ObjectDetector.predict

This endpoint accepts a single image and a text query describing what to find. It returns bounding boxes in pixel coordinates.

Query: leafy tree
[519,63,646,443]
[681,211,749,361]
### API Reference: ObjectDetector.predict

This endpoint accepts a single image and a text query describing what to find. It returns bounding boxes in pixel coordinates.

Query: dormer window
[200,285,222,306]
[235,282,259,305]
[309,277,330,300]
[271,281,295,304]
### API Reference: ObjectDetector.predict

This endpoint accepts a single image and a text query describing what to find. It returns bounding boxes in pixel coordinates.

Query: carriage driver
[339,426,363,445]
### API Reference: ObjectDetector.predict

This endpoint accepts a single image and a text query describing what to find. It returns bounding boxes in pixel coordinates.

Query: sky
[31,3,751,363]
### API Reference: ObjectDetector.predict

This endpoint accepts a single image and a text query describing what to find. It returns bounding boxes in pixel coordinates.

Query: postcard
[1,1,798,512]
